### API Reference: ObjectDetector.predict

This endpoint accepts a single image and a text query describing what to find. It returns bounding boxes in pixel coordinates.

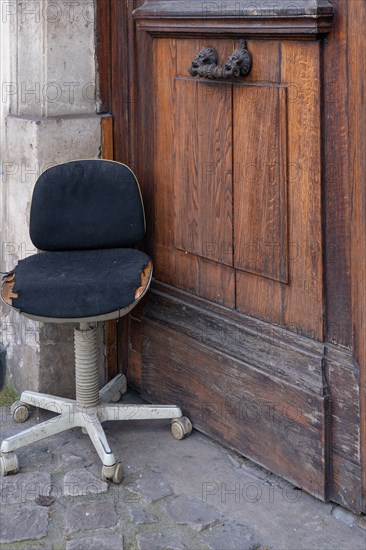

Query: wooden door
[134,25,329,499]
[99,0,366,513]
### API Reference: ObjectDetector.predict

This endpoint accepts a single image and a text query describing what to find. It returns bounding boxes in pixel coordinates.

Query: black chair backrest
[30,160,146,251]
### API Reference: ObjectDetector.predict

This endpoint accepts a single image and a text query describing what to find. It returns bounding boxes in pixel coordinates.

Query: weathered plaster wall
[1,0,104,396]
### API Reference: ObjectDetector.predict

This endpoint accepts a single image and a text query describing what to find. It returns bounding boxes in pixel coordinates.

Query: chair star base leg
[0,390,192,482]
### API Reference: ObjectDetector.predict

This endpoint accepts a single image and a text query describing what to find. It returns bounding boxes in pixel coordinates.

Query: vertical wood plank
[234,85,288,282]
[101,115,114,160]
[174,80,200,258]
[281,41,323,339]
[153,38,179,285]
[126,301,145,391]
[154,38,200,294]
[95,0,111,113]
[109,0,128,161]
[174,80,233,267]
[348,1,366,510]
[236,270,282,325]
[236,42,323,340]
[104,320,118,381]
[101,115,119,380]
[199,82,233,266]
[199,258,235,309]
[234,43,283,325]
[323,0,351,347]
[241,40,280,83]
[154,38,235,305]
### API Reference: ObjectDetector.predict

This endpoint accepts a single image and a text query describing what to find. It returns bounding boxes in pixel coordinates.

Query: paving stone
[164,495,222,532]
[356,515,366,531]
[0,505,49,544]
[136,531,187,550]
[128,505,159,524]
[0,471,51,505]
[63,468,108,497]
[127,472,174,503]
[61,453,90,468]
[66,534,123,550]
[18,445,54,468]
[331,505,357,526]
[66,500,117,532]
[199,520,261,550]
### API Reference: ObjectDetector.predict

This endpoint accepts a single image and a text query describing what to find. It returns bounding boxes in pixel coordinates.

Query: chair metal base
[0,323,192,482]
[0,390,184,468]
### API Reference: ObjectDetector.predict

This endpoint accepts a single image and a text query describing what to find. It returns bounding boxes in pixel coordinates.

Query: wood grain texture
[145,285,325,395]
[101,115,113,160]
[104,320,118,380]
[330,454,363,513]
[348,0,366,510]
[101,114,118,380]
[281,41,323,339]
[153,38,235,307]
[323,0,351,347]
[174,80,200,259]
[153,38,178,285]
[174,80,233,266]
[142,318,329,500]
[142,283,365,510]
[327,359,359,456]
[236,42,323,340]
[125,300,145,392]
[109,0,128,162]
[234,85,288,282]
[241,40,280,83]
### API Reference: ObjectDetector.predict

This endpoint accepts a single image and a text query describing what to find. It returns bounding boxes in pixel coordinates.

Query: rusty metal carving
[188,40,252,80]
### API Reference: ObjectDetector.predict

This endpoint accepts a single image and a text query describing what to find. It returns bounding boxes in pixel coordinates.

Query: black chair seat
[8,248,151,319]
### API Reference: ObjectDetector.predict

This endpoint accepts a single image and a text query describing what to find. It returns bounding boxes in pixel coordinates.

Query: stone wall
[0,0,104,396]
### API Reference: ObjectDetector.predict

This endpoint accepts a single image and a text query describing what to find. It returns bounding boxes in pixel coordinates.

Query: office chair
[0,159,192,483]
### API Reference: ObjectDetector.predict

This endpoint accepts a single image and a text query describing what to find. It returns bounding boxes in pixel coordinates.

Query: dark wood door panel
[142,317,329,500]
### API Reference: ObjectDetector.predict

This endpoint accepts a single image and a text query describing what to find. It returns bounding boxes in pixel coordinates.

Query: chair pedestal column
[75,323,100,408]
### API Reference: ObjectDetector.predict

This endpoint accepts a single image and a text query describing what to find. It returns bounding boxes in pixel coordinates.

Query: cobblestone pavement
[0,393,365,550]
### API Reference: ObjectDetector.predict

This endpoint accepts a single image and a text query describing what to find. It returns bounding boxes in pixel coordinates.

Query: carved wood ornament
[188,39,252,80]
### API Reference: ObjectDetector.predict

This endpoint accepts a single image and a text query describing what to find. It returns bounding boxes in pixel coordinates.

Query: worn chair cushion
[5,248,151,319]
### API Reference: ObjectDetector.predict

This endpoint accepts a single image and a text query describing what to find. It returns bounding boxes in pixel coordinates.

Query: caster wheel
[11,401,30,423]
[0,452,19,477]
[102,461,123,484]
[110,391,122,403]
[171,416,192,440]
[112,462,123,484]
